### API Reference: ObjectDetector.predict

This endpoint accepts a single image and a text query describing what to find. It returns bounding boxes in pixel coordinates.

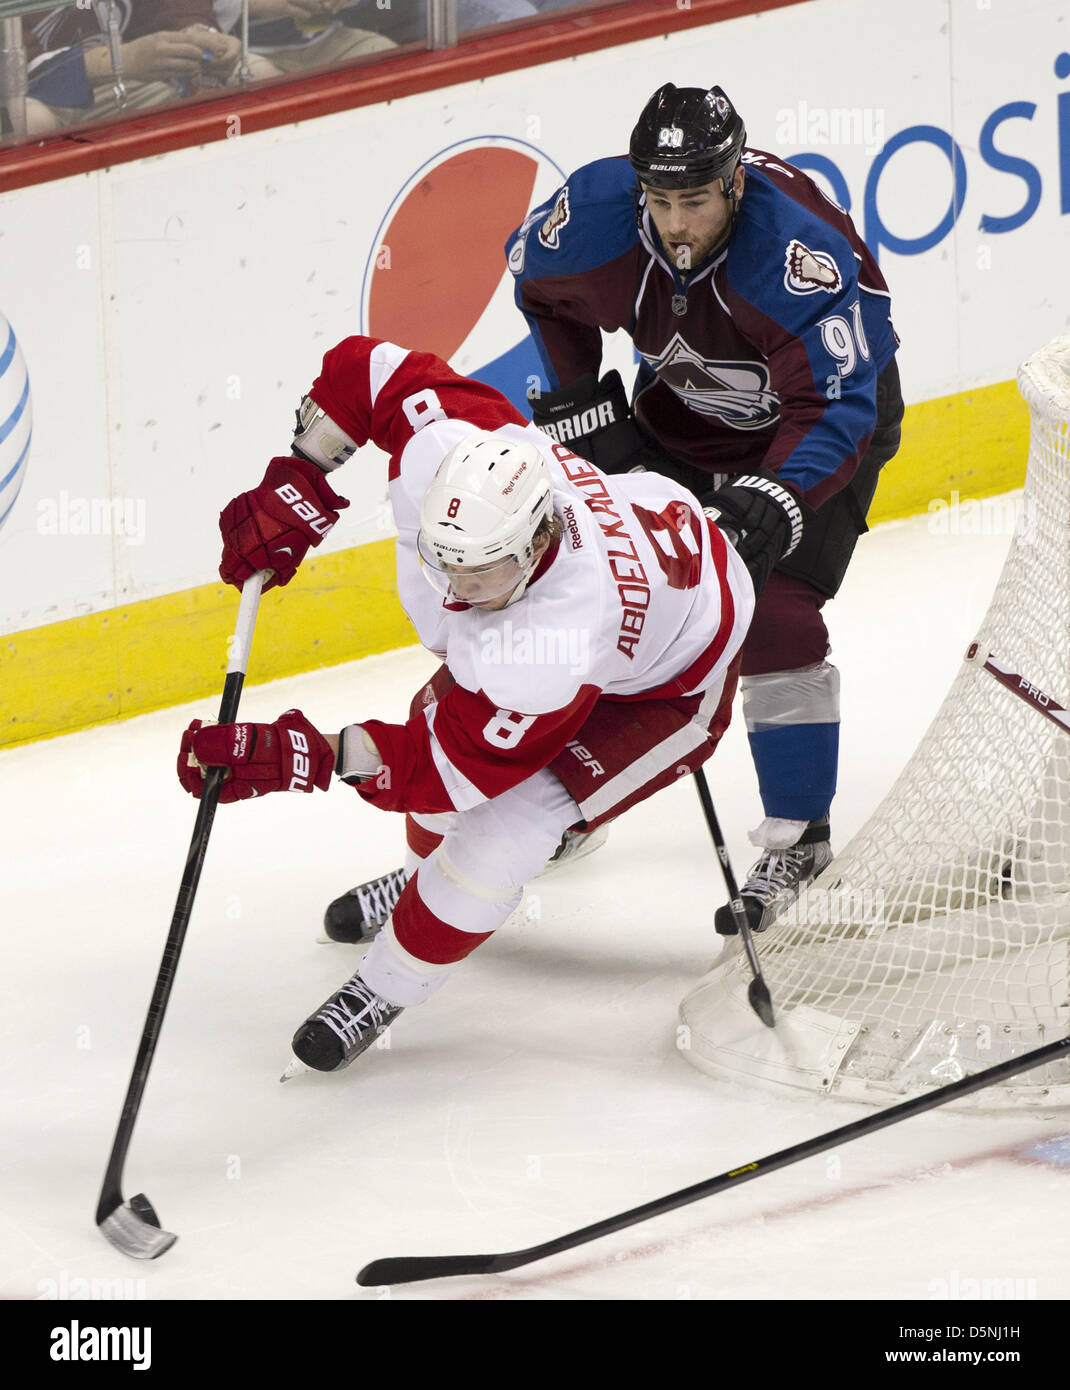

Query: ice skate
[326,825,609,942]
[538,822,610,877]
[714,818,833,935]
[290,971,402,1073]
[322,866,409,944]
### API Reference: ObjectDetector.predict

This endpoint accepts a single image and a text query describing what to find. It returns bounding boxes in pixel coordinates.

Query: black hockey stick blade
[747,976,775,1028]
[359,1252,532,1285]
[692,769,775,1027]
[355,1033,1070,1288]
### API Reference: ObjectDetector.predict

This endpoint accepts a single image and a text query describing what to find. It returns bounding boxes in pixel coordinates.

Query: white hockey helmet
[418,431,555,607]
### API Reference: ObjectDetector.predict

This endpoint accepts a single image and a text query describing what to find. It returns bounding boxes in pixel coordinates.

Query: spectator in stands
[20,0,281,136]
[212,0,393,75]
[315,0,536,49]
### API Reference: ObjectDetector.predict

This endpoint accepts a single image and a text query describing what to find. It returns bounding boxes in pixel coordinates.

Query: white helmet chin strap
[501,557,539,608]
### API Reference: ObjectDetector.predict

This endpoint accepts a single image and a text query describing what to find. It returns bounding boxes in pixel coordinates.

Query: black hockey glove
[702,470,806,598]
[530,371,675,476]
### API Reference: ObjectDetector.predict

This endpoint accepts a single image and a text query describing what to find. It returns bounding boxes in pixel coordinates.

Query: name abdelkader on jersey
[507,150,899,509]
[290,336,751,816]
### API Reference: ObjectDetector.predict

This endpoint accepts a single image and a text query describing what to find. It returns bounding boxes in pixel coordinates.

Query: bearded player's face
[642,168,744,273]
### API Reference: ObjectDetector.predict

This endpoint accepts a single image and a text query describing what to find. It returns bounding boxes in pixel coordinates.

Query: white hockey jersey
[294,335,754,813]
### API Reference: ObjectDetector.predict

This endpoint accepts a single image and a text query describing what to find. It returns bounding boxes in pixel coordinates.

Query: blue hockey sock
[742,663,840,824]
[747,721,839,823]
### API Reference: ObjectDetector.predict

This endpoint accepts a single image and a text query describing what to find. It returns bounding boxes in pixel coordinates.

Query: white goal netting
[680,334,1070,1108]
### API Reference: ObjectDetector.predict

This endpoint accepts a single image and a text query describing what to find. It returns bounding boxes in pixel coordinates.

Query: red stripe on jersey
[406,814,444,860]
[392,876,493,965]
[407,664,455,719]
[305,335,526,480]
[356,679,600,814]
[430,681,601,801]
[355,712,453,814]
[617,519,739,701]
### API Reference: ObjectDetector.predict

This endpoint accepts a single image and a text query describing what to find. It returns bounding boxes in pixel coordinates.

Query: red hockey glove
[219,455,349,592]
[177,709,334,803]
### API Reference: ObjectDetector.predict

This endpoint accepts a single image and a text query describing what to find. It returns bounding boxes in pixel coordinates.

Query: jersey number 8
[483,709,537,748]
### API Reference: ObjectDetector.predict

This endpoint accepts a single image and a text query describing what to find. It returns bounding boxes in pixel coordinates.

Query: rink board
[0,0,1061,743]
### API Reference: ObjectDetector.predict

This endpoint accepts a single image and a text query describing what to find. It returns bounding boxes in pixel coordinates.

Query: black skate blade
[97,1193,177,1259]
[747,978,776,1029]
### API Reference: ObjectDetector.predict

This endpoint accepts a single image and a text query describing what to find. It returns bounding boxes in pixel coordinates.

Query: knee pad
[742,662,840,728]
[743,664,840,823]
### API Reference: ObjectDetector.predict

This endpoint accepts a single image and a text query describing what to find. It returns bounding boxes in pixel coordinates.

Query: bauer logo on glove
[177,709,333,802]
[218,456,350,593]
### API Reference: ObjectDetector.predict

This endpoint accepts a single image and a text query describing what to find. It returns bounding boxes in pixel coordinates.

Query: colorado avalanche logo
[537,186,570,251]
[641,334,779,430]
[784,240,842,295]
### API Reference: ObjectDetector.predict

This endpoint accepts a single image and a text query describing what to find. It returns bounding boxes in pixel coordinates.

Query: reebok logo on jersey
[783,240,842,295]
[538,187,570,250]
[562,504,584,550]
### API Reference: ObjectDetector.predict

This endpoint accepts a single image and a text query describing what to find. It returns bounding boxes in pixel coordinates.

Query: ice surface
[3,504,1068,1302]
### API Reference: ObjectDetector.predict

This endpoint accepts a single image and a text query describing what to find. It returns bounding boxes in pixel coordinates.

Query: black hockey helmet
[629,84,746,191]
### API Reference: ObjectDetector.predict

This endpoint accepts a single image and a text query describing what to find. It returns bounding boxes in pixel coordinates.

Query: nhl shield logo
[783,239,843,295]
[538,186,571,250]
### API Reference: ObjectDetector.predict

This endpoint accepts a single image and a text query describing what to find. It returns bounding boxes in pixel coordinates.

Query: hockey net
[680,333,1070,1108]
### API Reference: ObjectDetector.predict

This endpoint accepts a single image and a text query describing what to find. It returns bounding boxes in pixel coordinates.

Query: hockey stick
[356,1032,1070,1287]
[692,767,774,1028]
[96,571,266,1258]
[968,644,1070,738]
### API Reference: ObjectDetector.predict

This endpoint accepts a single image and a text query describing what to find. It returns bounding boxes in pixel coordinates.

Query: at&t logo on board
[0,311,32,539]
